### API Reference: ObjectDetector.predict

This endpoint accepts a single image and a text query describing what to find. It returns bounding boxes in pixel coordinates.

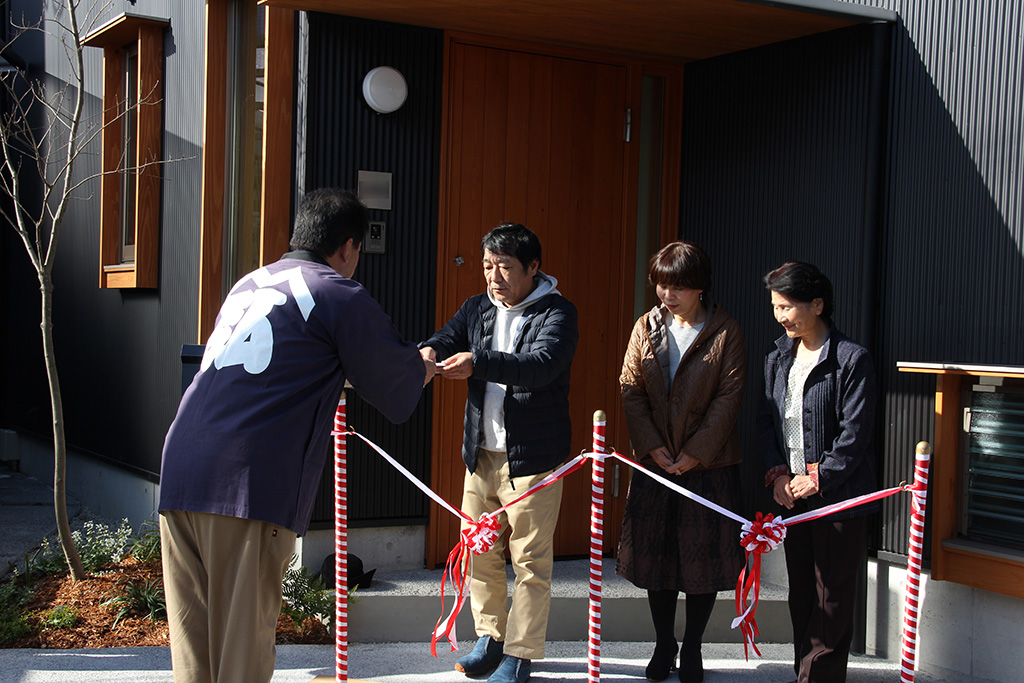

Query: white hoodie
[481,271,560,452]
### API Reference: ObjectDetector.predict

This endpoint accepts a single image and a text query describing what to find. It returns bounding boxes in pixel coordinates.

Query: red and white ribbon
[732,512,787,658]
[430,513,502,655]
[583,448,922,659]
[344,430,468,523]
[340,423,930,666]
[783,484,912,526]
[342,428,587,655]
[341,429,475,654]
[597,450,747,524]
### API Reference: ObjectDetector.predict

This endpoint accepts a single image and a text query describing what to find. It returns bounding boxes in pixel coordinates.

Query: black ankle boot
[678,644,703,683]
[645,640,678,682]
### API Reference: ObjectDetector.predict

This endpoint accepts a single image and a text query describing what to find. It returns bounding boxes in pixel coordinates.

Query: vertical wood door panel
[429,38,636,567]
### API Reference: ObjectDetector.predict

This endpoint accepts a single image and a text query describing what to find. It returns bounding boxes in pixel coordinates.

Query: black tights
[647,590,717,648]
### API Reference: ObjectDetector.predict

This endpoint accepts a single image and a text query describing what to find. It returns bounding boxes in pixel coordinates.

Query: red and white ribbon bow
[733,512,787,659]
[431,513,503,655]
[430,456,587,656]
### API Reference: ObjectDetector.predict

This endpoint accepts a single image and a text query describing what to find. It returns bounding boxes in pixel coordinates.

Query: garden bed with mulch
[2,556,331,649]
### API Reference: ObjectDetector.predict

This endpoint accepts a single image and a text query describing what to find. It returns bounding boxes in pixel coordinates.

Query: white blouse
[666,316,704,381]
[783,350,820,475]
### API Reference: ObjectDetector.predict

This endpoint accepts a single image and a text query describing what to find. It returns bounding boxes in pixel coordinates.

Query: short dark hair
[648,241,712,292]
[290,188,368,258]
[480,223,542,270]
[763,261,834,325]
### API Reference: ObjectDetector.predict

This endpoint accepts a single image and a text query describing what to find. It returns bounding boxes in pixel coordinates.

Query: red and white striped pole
[899,441,931,683]
[333,393,349,682]
[587,410,607,683]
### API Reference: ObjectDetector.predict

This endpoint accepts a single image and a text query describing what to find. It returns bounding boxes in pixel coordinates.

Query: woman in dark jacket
[757,261,878,683]
[617,242,746,683]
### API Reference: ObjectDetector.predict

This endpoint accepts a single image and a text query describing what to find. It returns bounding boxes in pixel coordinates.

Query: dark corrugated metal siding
[3,0,205,480]
[304,14,442,526]
[870,2,1024,555]
[677,24,893,543]
[681,1,1024,559]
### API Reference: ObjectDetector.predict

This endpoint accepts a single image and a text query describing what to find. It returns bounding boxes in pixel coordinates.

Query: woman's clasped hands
[772,473,820,509]
[648,446,702,476]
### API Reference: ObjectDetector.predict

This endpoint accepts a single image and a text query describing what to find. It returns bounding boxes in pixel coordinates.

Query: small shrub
[75,518,134,571]
[102,578,166,629]
[26,541,70,577]
[131,519,162,563]
[281,561,333,629]
[0,611,33,644]
[33,517,135,576]
[40,604,79,630]
[0,580,34,644]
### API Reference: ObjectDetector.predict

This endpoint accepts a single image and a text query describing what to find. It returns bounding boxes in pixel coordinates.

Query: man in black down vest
[421,223,579,683]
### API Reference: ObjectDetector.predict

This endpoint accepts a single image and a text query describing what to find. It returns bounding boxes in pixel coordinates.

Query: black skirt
[616,463,745,593]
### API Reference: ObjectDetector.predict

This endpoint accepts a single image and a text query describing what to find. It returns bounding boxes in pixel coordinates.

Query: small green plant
[75,518,134,571]
[35,517,135,576]
[26,542,71,577]
[102,578,166,629]
[40,604,78,630]
[131,519,162,563]
[0,580,34,644]
[281,560,333,629]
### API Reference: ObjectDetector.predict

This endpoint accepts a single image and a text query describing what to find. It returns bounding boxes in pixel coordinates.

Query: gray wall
[2,1,205,478]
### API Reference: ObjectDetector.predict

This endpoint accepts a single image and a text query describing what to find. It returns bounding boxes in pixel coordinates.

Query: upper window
[119,43,139,265]
[962,379,1024,549]
[84,13,168,289]
[898,362,1024,599]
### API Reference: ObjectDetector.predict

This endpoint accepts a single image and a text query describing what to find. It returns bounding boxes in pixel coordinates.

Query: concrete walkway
[0,464,81,579]
[0,640,946,682]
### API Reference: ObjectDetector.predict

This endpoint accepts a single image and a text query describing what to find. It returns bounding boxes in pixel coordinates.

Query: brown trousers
[461,448,563,660]
[784,506,867,683]
[160,510,297,683]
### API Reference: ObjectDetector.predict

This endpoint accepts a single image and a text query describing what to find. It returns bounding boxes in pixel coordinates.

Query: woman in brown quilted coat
[616,241,747,683]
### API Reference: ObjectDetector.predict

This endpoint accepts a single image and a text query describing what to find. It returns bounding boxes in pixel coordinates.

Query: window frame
[84,13,168,289]
[119,42,139,265]
[197,2,294,342]
[898,362,1024,599]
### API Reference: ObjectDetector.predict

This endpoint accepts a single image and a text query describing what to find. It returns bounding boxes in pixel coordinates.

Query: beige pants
[160,510,297,683]
[461,448,563,660]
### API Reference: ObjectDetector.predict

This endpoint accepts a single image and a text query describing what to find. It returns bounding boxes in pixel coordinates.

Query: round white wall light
[362,66,408,114]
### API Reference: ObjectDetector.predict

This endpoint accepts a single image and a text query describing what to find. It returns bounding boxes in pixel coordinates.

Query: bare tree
[0,0,114,581]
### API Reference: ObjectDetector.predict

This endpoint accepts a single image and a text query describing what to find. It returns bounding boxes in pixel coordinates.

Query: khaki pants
[461,448,563,660]
[160,510,297,683]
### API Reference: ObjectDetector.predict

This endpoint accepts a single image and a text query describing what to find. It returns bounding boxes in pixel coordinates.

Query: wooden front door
[426,35,637,567]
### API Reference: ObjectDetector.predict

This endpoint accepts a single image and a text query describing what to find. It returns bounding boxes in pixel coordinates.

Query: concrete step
[347,559,790,645]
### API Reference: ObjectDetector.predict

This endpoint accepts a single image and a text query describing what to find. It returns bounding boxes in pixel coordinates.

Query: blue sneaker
[455,635,504,677]
[487,655,531,683]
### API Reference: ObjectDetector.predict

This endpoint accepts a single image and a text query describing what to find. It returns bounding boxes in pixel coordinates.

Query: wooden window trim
[197,2,294,342]
[85,13,168,289]
[898,362,1024,599]
[259,7,295,267]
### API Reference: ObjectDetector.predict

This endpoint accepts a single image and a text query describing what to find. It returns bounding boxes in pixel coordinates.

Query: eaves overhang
[259,0,896,62]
